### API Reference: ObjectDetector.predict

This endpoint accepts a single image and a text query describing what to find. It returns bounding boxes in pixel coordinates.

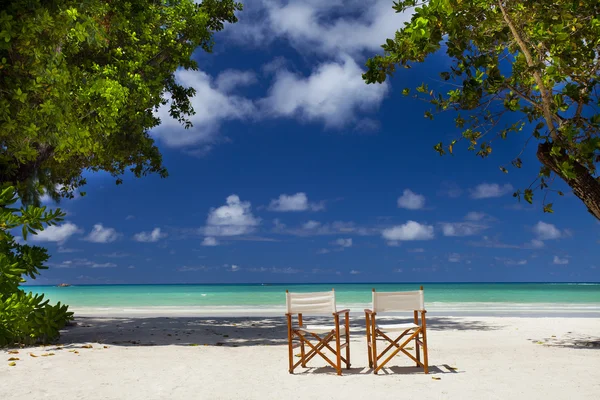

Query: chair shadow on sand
[298,364,462,376]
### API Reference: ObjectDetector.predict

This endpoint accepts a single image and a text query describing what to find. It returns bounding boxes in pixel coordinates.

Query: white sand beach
[1,314,599,400]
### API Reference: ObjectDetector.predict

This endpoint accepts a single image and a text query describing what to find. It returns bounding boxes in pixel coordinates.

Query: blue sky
[25,0,599,284]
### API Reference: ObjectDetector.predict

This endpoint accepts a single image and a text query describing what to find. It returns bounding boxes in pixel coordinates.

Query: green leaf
[524,189,533,204]
[543,203,554,213]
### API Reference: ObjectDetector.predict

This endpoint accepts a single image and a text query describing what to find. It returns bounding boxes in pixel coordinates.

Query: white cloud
[102,252,130,258]
[335,238,353,248]
[91,262,117,269]
[533,221,562,240]
[507,259,527,266]
[125,215,135,220]
[247,266,302,274]
[84,224,120,243]
[215,70,257,93]
[397,189,425,210]
[31,222,82,244]
[268,192,323,212]
[528,239,545,249]
[553,256,569,265]
[350,269,360,275]
[49,258,117,269]
[441,222,487,237]
[382,221,434,242]
[448,253,461,263]
[230,264,241,272]
[495,257,528,266]
[178,266,211,272]
[202,237,219,246]
[465,212,486,221]
[260,56,388,128]
[133,227,167,243]
[470,183,514,199]
[153,56,388,153]
[128,265,136,269]
[289,220,373,236]
[204,195,260,236]
[273,218,286,230]
[57,247,82,253]
[228,0,411,57]
[302,220,321,230]
[152,69,257,148]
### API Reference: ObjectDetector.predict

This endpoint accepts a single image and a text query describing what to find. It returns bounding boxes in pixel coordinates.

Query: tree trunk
[537,142,600,221]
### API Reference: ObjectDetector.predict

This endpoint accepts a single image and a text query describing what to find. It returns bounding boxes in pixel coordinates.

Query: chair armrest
[364,309,375,315]
[334,309,350,315]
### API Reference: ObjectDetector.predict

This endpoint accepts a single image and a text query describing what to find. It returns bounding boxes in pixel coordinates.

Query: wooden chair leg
[414,310,420,367]
[421,311,429,374]
[298,314,306,367]
[334,314,342,375]
[365,313,373,368]
[286,314,294,374]
[371,316,378,373]
[344,312,350,369]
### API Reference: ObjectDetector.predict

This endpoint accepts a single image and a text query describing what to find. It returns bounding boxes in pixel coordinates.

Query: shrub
[0,186,73,346]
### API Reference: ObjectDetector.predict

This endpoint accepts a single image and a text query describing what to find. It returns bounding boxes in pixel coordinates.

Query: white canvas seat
[365,286,430,374]
[377,322,419,331]
[299,325,347,334]
[286,289,351,375]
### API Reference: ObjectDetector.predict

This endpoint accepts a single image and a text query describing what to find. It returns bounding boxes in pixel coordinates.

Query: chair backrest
[286,290,337,315]
[372,289,424,313]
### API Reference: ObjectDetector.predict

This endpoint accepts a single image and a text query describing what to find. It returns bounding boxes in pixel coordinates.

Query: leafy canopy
[364,0,600,219]
[0,0,242,346]
[0,0,242,204]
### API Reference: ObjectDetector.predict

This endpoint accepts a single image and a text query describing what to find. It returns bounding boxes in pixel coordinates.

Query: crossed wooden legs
[365,311,429,374]
[286,313,351,375]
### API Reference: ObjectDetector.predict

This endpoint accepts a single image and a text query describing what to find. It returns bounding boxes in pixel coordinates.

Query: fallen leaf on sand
[29,353,38,358]
[188,344,199,347]
[405,347,414,350]
[68,350,79,354]
[536,341,545,345]
[432,377,441,380]
[8,362,16,367]
[41,353,55,357]
[8,350,18,354]
[103,346,109,349]
[551,335,556,338]
[8,358,19,361]
[295,353,302,357]
[81,344,93,349]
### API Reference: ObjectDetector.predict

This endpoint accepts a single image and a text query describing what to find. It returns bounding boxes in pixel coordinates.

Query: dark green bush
[0,186,73,346]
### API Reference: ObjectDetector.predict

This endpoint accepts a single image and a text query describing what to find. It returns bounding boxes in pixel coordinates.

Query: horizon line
[21,281,600,287]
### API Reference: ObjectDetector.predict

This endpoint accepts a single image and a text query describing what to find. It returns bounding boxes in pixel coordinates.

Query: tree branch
[498,1,558,140]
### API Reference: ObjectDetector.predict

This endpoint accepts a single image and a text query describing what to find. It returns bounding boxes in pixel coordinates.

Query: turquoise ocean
[24,283,600,317]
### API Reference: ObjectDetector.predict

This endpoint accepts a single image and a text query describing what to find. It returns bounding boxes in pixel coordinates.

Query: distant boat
[56,283,71,287]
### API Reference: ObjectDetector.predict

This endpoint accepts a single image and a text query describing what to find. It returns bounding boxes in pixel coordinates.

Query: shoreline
[67,301,600,318]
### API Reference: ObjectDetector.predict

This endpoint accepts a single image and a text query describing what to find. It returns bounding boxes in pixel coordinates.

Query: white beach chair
[364,286,429,374]
[285,289,350,375]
